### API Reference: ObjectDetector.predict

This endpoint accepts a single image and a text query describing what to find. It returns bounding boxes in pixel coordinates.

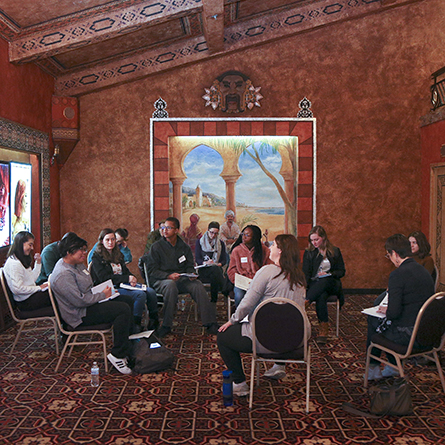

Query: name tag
[178,255,186,263]
[241,257,248,263]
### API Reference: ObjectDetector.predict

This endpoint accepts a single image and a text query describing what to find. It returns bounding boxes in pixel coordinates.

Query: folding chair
[48,276,113,372]
[249,298,311,412]
[364,291,445,393]
[1,270,59,355]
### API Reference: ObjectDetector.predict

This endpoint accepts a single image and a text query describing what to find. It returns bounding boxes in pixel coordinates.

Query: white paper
[120,283,147,291]
[129,330,155,340]
[93,279,120,303]
[235,273,252,291]
[361,306,386,318]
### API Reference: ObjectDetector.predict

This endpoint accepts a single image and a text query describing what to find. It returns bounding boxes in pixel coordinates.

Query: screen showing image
[0,162,10,247]
[10,162,31,242]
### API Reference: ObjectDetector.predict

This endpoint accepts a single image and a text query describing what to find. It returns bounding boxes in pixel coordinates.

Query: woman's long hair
[96,228,123,263]
[231,224,264,267]
[306,225,336,257]
[8,230,34,268]
[408,231,431,259]
[274,234,306,290]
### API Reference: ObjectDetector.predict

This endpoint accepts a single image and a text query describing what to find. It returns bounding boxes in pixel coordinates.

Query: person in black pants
[302,225,345,343]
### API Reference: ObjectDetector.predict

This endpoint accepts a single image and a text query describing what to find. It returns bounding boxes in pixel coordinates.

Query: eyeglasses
[163,226,176,231]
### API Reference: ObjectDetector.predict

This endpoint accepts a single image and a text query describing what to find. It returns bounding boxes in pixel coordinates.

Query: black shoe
[156,326,172,338]
[206,323,219,335]
[147,318,159,331]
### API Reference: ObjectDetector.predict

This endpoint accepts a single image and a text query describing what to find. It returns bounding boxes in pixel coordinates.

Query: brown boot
[317,322,329,344]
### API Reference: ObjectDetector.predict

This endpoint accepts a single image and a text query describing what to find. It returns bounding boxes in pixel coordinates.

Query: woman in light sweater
[217,234,308,396]
[3,231,51,311]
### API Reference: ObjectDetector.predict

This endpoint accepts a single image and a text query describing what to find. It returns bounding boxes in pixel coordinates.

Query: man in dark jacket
[143,217,219,338]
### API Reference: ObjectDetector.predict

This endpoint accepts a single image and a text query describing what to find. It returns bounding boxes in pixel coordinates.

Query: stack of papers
[235,273,252,291]
[92,279,120,303]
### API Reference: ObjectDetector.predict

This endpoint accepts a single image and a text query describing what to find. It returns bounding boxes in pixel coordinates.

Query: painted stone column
[171,177,186,223]
[220,173,241,214]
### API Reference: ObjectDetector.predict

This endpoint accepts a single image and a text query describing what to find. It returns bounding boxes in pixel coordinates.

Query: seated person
[36,232,75,285]
[115,228,132,264]
[408,231,435,276]
[227,225,271,307]
[217,234,308,396]
[88,228,132,264]
[195,221,227,302]
[50,232,133,374]
[3,230,52,312]
[302,225,345,343]
[220,210,240,253]
[366,234,435,380]
[143,217,219,338]
[145,220,166,254]
[90,228,159,331]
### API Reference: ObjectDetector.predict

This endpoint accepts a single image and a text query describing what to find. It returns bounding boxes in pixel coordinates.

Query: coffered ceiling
[0,0,409,96]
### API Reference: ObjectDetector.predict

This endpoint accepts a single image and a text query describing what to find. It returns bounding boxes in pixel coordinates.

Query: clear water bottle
[91,362,99,387]
[222,370,233,407]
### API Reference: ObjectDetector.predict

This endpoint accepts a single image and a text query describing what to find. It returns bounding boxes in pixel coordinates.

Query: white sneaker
[233,381,250,396]
[107,353,132,375]
[367,365,382,381]
[264,364,286,380]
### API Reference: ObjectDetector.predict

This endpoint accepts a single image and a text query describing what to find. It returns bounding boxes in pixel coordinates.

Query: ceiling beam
[201,0,224,54]
[9,0,203,64]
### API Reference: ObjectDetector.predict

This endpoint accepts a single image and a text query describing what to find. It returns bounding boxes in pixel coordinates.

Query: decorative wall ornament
[297,97,313,118]
[202,71,263,113]
[153,97,169,118]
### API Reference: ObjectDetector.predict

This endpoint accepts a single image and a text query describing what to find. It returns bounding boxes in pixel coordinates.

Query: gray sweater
[230,264,310,343]
[50,258,107,328]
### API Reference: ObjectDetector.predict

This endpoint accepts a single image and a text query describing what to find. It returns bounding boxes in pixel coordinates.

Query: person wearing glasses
[144,217,219,338]
[227,225,271,307]
[50,232,133,374]
[366,234,435,380]
[195,221,228,302]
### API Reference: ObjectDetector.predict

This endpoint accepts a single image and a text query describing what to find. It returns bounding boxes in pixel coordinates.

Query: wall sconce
[50,145,60,166]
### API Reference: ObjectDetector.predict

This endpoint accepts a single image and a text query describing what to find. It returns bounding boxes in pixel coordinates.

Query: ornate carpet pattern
[1,295,445,445]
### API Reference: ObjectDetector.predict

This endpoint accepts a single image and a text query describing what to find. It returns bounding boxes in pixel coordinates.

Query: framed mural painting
[149,118,316,251]
[10,162,32,242]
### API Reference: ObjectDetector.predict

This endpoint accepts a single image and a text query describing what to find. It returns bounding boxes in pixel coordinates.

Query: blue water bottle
[222,370,233,407]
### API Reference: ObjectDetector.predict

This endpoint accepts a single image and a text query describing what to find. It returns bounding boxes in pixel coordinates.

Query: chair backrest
[433,265,439,292]
[47,276,69,335]
[415,292,445,349]
[251,297,309,356]
[1,270,20,322]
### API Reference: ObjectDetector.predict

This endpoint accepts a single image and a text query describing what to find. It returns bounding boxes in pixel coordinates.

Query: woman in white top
[3,231,51,311]
[217,234,308,396]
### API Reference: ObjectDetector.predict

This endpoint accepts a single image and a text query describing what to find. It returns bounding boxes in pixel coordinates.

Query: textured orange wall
[0,38,60,246]
[60,0,445,287]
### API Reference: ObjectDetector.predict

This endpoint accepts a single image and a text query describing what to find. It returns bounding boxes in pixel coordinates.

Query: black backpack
[130,334,175,374]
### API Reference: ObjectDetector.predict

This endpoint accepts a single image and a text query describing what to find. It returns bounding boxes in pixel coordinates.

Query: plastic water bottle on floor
[222,370,233,406]
[91,362,99,387]
[178,298,186,311]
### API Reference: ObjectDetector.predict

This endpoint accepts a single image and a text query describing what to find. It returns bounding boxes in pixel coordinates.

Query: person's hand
[204,260,214,265]
[103,286,112,298]
[34,253,41,264]
[168,273,181,281]
[39,282,48,290]
[218,321,233,332]
[377,305,387,315]
[120,240,128,248]
[129,275,137,286]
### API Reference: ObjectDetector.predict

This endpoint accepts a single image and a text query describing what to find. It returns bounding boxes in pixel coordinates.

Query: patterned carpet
[1,295,445,445]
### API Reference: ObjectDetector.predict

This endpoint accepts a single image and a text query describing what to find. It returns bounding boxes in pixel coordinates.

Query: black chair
[364,291,445,392]
[249,298,311,412]
[48,275,113,373]
[1,270,59,355]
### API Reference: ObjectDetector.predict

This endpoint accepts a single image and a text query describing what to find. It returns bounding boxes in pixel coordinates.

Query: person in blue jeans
[90,228,158,331]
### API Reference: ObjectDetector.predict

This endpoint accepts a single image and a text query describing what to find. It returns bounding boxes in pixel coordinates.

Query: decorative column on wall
[51,96,79,165]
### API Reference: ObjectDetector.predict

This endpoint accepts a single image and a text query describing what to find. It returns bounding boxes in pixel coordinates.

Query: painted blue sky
[182,144,284,208]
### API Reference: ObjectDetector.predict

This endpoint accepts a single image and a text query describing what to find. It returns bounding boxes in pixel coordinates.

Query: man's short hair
[165,216,180,229]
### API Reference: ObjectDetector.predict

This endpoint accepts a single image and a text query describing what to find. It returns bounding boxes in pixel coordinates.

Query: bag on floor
[369,377,412,416]
[131,334,175,374]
